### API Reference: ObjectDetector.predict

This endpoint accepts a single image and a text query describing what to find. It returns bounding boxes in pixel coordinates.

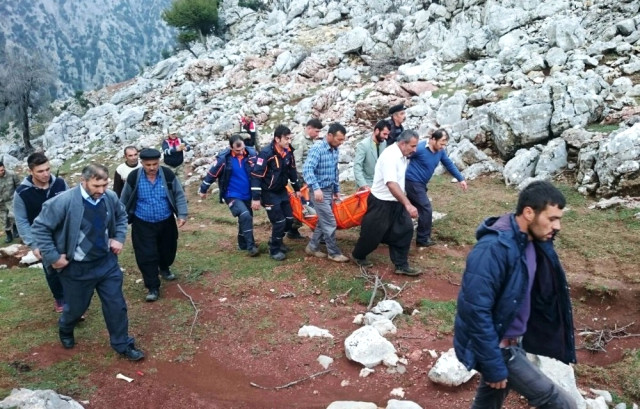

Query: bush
[238,0,267,11]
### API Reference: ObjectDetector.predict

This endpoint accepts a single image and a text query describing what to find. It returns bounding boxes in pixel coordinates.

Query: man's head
[429,129,449,152]
[123,146,139,166]
[274,125,292,149]
[389,104,406,126]
[516,181,566,241]
[305,118,323,140]
[229,134,246,155]
[167,129,179,140]
[27,152,51,185]
[373,120,390,143]
[0,162,5,178]
[326,123,347,149]
[396,130,419,158]
[81,164,109,200]
[139,148,162,178]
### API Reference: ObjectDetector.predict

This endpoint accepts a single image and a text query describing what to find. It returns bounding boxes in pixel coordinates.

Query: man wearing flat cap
[387,103,406,146]
[120,148,188,302]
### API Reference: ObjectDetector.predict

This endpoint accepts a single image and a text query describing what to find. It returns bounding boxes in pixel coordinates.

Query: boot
[12,224,19,239]
[4,230,13,244]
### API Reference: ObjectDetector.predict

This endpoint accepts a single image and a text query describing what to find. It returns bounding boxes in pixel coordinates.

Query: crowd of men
[2,107,580,409]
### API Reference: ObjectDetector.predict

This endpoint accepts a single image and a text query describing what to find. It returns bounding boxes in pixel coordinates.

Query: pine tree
[162,0,219,51]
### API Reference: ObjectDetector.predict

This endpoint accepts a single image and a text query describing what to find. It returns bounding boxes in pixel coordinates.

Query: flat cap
[389,103,405,115]
[139,148,161,160]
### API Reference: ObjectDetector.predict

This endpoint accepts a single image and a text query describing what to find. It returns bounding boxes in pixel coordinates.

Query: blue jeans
[405,180,432,243]
[309,188,341,256]
[472,346,577,409]
[226,198,255,250]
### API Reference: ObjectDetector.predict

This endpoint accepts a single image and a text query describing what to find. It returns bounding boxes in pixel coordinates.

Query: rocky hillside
[6,0,640,197]
[0,0,175,96]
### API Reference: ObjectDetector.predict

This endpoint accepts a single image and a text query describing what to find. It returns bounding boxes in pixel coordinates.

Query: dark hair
[229,134,244,147]
[397,129,419,144]
[123,145,138,155]
[516,181,566,215]
[27,152,49,170]
[274,124,291,139]
[327,122,346,136]
[306,118,323,129]
[374,120,391,132]
[431,129,449,141]
[81,163,109,181]
[0,162,4,168]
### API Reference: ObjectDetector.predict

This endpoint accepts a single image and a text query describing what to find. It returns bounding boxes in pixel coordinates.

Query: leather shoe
[351,255,373,267]
[145,289,159,302]
[160,269,176,280]
[59,329,75,349]
[416,240,436,248]
[394,266,422,276]
[120,345,145,361]
[286,230,305,240]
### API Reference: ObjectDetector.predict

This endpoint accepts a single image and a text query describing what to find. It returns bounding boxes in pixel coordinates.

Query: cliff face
[0,0,176,97]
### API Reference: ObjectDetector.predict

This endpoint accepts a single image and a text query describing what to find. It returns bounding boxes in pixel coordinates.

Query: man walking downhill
[0,161,20,243]
[162,128,192,183]
[199,134,260,257]
[31,164,144,360]
[353,120,390,190]
[302,122,349,263]
[454,181,577,409]
[120,148,188,302]
[251,125,301,261]
[351,130,421,276]
[113,145,141,198]
[405,129,468,247]
[14,153,68,312]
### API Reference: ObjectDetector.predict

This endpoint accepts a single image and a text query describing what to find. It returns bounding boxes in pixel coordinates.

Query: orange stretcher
[287,185,370,230]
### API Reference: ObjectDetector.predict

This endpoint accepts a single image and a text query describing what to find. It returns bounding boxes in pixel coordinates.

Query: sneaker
[328,254,349,263]
[247,246,260,257]
[304,244,326,258]
[394,266,422,276]
[160,269,176,281]
[416,240,436,248]
[54,299,65,313]
[145,289,159,302]
[121,345,145,361]
[270,252,286,261]
[351,256,373,267]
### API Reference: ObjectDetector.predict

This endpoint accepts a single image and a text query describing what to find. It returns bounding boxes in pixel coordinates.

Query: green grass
[585,123,619,133]
[576,349,640,403]
[418,299,457,334]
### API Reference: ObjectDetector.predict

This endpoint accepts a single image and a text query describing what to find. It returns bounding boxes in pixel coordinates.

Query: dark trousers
[44,264,64,301]
[352,194,413,268]
[405,180,432,243]
[131,216,178,290]
[226,198,255,250]
[262,190,293,255]
[471,346,577,409]
[58,253,134,353]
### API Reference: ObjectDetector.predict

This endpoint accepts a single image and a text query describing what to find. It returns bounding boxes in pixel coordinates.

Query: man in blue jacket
[31,164,144,360]
[454,181,576,409]
[405,129,467,247]
[199,134,259,257]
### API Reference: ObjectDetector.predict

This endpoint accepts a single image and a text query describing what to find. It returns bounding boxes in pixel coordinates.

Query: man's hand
[405,203,418,218]
[314,189,323,202]
[52,254,69,270]
[486,379,507,389]
[333,193,341,202]
[251,200,261,210]
[295,191,302,199]
[33,248,42,260]
[198,191,207,199]
[177,219,186,228]
[459,180,468,191]
[357,186,370,191]
[109,239,124,255]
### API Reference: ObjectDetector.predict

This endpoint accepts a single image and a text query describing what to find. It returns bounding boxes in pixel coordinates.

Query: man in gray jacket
[121,148,188,302]
[32,164,144,360]
[353,120,390,189]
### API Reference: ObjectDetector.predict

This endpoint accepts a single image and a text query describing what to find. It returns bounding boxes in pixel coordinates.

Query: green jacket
[0,171,20,205]
[354,137,386,188]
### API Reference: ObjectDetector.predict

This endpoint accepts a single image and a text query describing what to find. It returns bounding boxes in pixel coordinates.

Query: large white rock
[548,18,586,51]
[298,325,333,338]
[503,147,540,186]
[335,27,371,54]
[428,348,477,387]
[530,354,585,409]
[535,138,568,177]
[326,402,377,409]
[386,399,423,409]
[370,300,403,321]
[0,388,84,409]
[345,325,396,368]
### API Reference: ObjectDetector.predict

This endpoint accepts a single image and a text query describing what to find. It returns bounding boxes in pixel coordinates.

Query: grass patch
[585,123,619,134]
[418,299,457,334]
[576,349,640,403]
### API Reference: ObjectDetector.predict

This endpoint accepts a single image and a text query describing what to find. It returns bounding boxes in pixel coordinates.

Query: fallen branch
[277,292,296,299]
[578,322,639,352]
[367,274,381,310]
[177,283,199,337]
[249,369,333,390]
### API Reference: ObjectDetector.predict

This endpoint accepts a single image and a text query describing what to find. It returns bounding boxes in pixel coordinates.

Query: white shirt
[370,142,409,201]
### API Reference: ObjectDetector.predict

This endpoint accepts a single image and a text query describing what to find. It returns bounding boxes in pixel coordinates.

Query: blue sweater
[405,141,464,184]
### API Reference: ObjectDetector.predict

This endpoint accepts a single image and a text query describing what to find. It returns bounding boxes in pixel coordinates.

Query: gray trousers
[309,188,341,256]
[471,346,577,409]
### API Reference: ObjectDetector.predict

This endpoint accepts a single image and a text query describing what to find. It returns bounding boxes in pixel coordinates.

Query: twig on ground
[387,282,408,300]
[367,275,381,310]
[177,283,199,337]
[397,335,427,339]
[249,369,333,390]
[277,292,296,299]
[578,322,639,352]
[333,288,352,304]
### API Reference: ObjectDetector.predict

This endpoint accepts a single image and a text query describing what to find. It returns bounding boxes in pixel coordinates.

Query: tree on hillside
[162,0,219,51]
[0,48,55,152]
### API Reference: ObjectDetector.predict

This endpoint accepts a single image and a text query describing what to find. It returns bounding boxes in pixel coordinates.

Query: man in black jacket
[251,125,301,261]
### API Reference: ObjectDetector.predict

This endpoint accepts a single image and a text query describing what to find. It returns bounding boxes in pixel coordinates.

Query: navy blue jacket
[250,141,299,201]
[199,147,257,202]
[453,214,576,383]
